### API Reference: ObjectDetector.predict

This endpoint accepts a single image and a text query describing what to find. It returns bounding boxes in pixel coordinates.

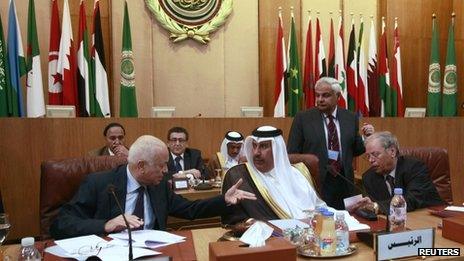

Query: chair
[40,156,127,239]
[400,147,453,204]
[288,153,320,194]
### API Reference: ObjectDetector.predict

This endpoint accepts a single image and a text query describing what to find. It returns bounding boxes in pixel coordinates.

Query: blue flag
[7,0,27,117]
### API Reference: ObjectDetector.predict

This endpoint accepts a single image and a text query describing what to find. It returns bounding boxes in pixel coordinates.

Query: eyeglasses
[71,241,113,256]
[364,150,384,161]
[169,138,187,143]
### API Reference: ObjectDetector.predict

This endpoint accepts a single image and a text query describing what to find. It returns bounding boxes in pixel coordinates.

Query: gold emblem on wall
[145,0,233,44]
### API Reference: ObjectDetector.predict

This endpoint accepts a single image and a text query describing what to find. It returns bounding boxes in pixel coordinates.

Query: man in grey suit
[287,77,374,209]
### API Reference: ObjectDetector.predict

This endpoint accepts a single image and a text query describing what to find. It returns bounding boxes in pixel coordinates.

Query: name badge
[328,150,339,161]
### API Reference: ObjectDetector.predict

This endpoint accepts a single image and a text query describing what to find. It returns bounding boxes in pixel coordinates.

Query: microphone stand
[108,185,134,261]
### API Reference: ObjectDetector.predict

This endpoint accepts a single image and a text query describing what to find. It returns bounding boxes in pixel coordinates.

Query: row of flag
[274,10,458,117]
[0,0,138,118]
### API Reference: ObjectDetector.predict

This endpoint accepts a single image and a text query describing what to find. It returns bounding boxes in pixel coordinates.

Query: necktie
[327,115,341,175]
[175,156,182,172]
[385,175,395,196]
[132,186,145,221]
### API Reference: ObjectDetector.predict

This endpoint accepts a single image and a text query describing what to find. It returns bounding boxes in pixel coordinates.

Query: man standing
[361,131,443,213]
[222,126,325,225]
[287,77,374,209]
[166,127,208,179]
[208,131,245,176]
[51,135,255,239]
[88,122,128,157]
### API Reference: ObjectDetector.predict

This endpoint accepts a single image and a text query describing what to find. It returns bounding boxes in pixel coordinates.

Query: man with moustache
[221,126,325,225]
[51,135,256,239]
[287,77,374,210]
[88,122,129,157]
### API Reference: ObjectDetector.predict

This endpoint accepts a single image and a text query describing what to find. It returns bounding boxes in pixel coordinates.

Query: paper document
[445,206,464,212]
[109,229,185,248]
[343,194,363,209]
[269,219,309,230]
[335,210,371,231]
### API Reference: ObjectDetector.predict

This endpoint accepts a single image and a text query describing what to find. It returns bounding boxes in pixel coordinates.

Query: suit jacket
[167,148,208,179]
[50,165,227,239]
[287,108,365,208]
[87,146,111,157]
[362,156,444,214]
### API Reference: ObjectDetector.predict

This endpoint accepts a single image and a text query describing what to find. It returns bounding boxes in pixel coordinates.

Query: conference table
[1,209,462,260]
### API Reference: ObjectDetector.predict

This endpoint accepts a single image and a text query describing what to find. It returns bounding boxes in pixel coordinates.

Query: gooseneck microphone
[107,184,134,261]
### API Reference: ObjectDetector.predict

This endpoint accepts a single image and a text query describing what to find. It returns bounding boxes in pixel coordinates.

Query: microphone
[107,185,134,261]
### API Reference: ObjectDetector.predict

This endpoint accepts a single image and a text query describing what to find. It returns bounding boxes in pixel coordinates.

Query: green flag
[442,14,457,116]
[287,14,302,117]
[0,13,10,116]
[427,15,441,116]
[119,1,138,117]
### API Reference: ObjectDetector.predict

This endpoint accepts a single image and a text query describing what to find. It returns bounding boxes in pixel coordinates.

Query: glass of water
[0,214,10,246]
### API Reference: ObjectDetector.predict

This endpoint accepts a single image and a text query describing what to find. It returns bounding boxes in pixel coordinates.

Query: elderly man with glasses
[352,131,443,214]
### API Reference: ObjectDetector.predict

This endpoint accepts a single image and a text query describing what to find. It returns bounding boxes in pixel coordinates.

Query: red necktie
[327,115,341,176]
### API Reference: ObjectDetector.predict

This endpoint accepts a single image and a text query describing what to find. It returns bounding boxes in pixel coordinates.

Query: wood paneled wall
[0,118,463,240]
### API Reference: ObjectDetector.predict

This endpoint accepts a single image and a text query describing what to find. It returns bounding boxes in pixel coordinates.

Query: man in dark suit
[88,122,129,157]
[360,131,443,213]
[166,126,208,179]
[287,77,374,209]
[50,135,256,239]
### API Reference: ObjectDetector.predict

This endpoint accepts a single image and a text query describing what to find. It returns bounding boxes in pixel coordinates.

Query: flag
[26,0,45,118]
[120,1,138,117]
[367,17,380,116]
[390,18,404,117]
[315,17,326,81]
[77,0,93,117]
[335,13,347,108]
[379,17,391,117]
[427,15,441,116]
[357,16,369,116]
[92,0,111,117]
[442,13,457,116]
[57,0,78,110]
[327,16,335,78]
[346,17,357,112]
[48,0,62,105]
[287,12,302,116]
[7,0,26,117]
[303,11,314,109]
[273,9,286,117]
[0,14,10,116]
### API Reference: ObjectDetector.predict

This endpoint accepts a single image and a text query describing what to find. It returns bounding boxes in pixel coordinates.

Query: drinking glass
[0,214,10,246]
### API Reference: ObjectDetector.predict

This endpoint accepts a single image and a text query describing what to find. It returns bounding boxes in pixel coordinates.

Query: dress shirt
[125,166,154,229]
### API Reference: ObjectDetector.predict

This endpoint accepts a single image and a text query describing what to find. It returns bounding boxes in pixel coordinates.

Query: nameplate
[172,178,190,190]
[375,228,435,261]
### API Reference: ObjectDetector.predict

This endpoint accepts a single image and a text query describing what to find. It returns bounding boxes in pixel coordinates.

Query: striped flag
[57,0,78,109]
[92,0,111,117]
[26,0,45,118]
[427,15,441,116]
[7,0,26,117]
[391,17,404,117]
[119,1,138,117]
[48,0,62,105]
[315,17,326,81]
[335,12,347,108]
[346,16,357,112]
[379,17,391,117]
[77,0,93,117]
[0,13,10,116]
[442,13,457,116]
[303,11,315,109]
[367,16,380,116]
[357,16,369,116]
[273,9,286,117]
[327,16,335,78]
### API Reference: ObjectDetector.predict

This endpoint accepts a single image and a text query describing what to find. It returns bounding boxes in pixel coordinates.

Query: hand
[187,169,202,179]
[224,178,257,205]
[104,214,144,233]
[346,197,373,213]
[361,123,375,137]
[238,155,247,163]
[112,145,129,157]
[173,171,186,179]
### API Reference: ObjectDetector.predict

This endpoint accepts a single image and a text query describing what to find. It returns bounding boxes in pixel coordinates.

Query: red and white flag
[273,9,286,117]
[367,17,380,116]
[357,16,369,116]
[57,0,78,109]
[391,18,404,117]
[48,0,61,105]
[315,17,326,81]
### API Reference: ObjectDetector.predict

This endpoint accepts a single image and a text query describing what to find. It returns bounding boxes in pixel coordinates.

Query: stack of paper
[109,229,186,248]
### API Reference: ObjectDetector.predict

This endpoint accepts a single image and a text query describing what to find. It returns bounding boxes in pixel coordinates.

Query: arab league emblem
[145,0,233,44]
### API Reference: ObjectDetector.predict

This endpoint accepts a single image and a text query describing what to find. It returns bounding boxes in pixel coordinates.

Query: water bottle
[18,237,41,261]
[319,211,336,256]
[335,212,350,254]
[389,188,407,232]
